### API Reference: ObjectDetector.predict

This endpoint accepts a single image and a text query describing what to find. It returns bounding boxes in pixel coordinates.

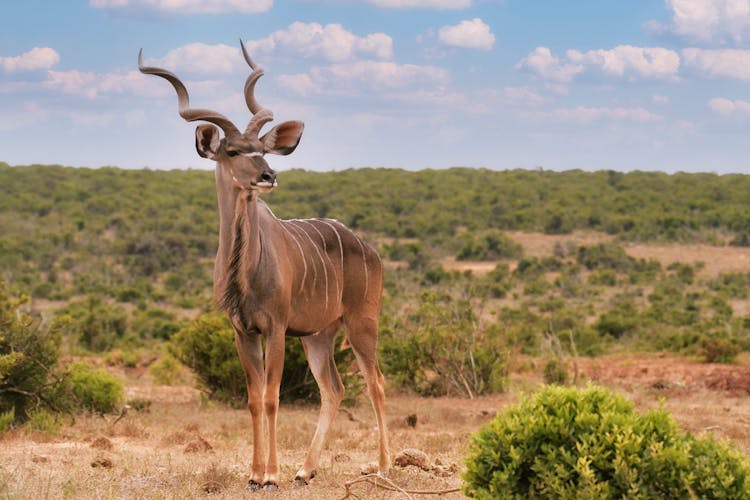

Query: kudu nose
[258,169,276,186]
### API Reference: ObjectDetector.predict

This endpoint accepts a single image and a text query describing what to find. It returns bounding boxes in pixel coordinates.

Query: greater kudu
[138,42,390,489]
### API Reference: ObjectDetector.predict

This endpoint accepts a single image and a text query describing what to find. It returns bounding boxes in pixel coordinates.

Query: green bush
[171,312,352,405]
[0,408,14,433]
[69,362,123,414]
[170,313,245,405]
[25,407,61,433]
[456,230,523,261]
[56,296,128,352]
[149,355,183,385]
[464,385,750,499]
[0,282,65,422]
[542,358,569,385]
[380,291,508,397]
[700,335,740,363]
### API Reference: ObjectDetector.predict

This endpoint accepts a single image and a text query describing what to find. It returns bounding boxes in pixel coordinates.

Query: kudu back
[139,42,390,489]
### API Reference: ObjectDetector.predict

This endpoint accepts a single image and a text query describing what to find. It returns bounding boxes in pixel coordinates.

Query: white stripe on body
[289,220,329,313]
[279,222,308,295]
[287,221,318,290]
[319,219,345,303]
[299,220,340,310]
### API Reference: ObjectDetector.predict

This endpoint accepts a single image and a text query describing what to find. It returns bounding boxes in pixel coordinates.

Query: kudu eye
[226,149,240,157]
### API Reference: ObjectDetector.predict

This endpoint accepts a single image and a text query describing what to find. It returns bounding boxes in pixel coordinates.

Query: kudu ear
[260,120,304,156]
[195,124,221,159]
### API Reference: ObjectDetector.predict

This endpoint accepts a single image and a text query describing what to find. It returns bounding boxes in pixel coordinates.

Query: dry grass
[3,354,750,499]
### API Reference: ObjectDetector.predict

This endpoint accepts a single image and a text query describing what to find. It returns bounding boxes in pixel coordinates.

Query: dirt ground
[2,354,750,499]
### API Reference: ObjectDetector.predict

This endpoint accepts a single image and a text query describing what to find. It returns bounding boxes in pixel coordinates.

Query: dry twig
[339,473,461,499]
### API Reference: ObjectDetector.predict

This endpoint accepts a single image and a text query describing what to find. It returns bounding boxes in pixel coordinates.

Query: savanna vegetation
[3,162,750,496]
[3,162,750,414]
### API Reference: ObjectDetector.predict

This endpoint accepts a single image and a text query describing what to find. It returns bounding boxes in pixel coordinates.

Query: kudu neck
[215,163,263,262]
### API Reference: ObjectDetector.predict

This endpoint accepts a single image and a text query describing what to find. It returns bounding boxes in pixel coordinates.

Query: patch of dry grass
[2,354,750,498]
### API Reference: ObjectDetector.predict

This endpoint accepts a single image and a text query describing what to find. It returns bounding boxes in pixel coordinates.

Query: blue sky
[2,0,750,173]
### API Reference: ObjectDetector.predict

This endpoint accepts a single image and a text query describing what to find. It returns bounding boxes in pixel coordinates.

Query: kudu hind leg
[295,323,344,484]
[233,328,266,489]
[344,316,391,475]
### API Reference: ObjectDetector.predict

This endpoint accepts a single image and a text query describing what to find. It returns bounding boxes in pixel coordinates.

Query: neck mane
[214,168,263,318]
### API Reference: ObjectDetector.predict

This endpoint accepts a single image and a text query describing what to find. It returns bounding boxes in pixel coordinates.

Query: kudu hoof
[262,482,279,491]
[247,480,262,492]
[293,469,316,486]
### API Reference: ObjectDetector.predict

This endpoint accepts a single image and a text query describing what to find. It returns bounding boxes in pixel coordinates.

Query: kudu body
[139,43,390,489]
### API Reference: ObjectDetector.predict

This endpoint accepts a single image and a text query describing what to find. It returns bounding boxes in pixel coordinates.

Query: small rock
[405,413,418,427]
[91,436,113,451]
[91,456,113,468]
[333,453,351,463]
[202,481,224,494]
[431,462,459,477]
[394,448,431,471]
[184,437,213,453]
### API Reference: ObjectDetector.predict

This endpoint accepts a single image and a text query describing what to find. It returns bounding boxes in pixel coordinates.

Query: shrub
[149,355,183,385]
[0,408,14,433]
[456,230,523,261]
[464,385,750,499]
[0,282,65,422]
[171,312,355,405]
[542,358,569,385]
[170,313,245,405]
[25,407,61,433]
[69,362,123,414]
[56,296,128,352]
[380,291,508,397]
[700,335,740,363]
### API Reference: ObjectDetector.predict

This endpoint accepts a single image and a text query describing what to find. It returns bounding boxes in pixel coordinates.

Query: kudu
[138,43,390,489]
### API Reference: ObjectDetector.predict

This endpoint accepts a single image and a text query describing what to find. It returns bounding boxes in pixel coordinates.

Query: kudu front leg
[234,328,266,490]
[261,330,286,489]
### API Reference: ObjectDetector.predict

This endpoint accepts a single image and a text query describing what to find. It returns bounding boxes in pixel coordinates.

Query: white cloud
[438,18,495,50]
[516,47,584,83]
[708,97,750,115]
[151,43,241,74]
[278,61,449,95]
[45,69,216,99]
[656,0,750,43]
[567,45,680,80]
[1,47,59,73]
[500,86,545,106]
[519,45,680,84]
[367,0,471,8]
[683,47,750,79]
[276,73,319,96]
[524,106,663,124]
[90,0,272,14]
[652,95,670,104]
[245,22,393,62]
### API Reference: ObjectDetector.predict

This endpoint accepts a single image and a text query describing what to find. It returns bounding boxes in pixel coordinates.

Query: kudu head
[139,41,304,193]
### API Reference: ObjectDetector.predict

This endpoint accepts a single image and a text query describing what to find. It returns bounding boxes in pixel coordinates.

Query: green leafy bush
[0,408,14,433]
[464,385,750,499]
[456,230,523,261]
[170,313,245,405]
[56,296,128,352]
[69,362,123,414]
[149,355,183,385]
[0,282,65,421]
[171,312,353,405]
[380,291,508,397]
[542,358,569,385]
